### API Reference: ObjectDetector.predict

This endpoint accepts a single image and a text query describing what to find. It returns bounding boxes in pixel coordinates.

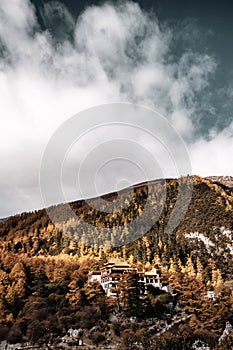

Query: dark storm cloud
[39,1,75,42]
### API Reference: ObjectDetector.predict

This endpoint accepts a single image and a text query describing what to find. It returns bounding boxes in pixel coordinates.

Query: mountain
[0,175,233,348]
[0,175,232,279]
[206,175,233,191]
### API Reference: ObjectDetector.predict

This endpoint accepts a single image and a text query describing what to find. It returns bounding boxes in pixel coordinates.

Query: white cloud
[0,0,231,216]
[191,124,233,176]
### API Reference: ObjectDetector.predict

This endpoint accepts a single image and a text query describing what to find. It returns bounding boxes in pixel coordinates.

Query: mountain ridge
[206,175,233,190]
[1,174,232,221]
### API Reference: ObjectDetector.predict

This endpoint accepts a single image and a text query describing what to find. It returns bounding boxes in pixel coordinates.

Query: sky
[0,0,233,217]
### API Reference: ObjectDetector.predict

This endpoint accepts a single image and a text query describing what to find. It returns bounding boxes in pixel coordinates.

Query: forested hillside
[0,175,232,349]
[0,176,232,276]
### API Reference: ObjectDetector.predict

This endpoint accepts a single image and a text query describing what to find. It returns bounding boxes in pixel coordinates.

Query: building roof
[145,267,159,276]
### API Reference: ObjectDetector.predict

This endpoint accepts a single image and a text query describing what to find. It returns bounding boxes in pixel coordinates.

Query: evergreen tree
[119,271,144,317]
[196,257,204,282]
[185,256,196,277]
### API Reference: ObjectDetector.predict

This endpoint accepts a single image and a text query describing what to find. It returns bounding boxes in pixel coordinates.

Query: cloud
[0,0,231,216]
[40,1,75,42]
[191,123,233,176]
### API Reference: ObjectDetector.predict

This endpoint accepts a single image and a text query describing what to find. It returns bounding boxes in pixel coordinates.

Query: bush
[75,306,101,329]
[7,325,23,344]
[90,331,106,345]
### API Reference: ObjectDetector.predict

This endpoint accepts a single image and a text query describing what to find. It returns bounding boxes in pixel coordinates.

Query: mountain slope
[0,175,232,278]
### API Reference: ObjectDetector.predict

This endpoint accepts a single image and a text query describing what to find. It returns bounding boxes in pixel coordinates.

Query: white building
[138,267,162,289]
[88,270,102,283]
[192,340,210,350]
[89,259,133,297]
[204,290,215,301]
[61,327,83,346]
[89,259,163,297]
[219,321,233,343]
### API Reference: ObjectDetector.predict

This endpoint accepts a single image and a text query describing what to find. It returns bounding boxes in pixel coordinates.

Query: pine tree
[213,269,224,296]
[168,258,177,274]
[66,280,88,310]
[196,257,204,282]
[5,262,27,316]
[83,281,105,306]
[119,272,144,317]
[178,259,186,274]
[185,256,196,277]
